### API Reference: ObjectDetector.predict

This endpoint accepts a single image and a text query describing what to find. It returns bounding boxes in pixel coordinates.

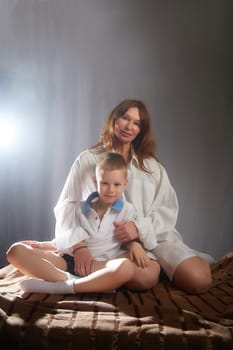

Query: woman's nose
[126,120,133,129]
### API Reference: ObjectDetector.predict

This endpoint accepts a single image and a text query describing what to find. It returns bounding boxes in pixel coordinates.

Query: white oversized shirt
[53,192,137,260]
[54,148,183,252]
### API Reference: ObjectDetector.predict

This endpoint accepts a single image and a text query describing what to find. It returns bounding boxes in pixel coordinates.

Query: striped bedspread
[0,252,233,349]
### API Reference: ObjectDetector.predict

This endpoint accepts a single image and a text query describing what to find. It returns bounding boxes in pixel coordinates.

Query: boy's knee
[107,258,135,278]
[6,242,25,263]
[119,258,135,278]
[127,263,160,291]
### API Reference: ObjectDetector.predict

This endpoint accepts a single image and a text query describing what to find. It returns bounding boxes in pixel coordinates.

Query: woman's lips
[120,130,132,137]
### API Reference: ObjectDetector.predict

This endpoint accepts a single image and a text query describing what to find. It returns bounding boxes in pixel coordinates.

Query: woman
[54,99,213,294]
[7,99,213,294]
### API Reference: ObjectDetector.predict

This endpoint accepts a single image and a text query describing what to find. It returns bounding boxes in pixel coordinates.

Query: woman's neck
[112,140,131,163]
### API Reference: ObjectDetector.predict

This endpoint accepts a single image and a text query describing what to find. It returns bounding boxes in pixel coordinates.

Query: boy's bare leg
[20,256,160,294]
[72,255,160,293]
[117,252,160,291]
[20,258,136,294]
[72,258,135,293]
[6,242,67,281]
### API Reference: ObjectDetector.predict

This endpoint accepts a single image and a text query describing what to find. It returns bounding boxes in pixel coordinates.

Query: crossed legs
[6,242,160,294]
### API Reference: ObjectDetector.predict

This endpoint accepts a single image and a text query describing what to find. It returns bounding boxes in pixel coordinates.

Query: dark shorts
[62,254,77,275]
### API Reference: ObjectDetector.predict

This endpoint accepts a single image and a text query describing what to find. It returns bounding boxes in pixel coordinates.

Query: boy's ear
[93,175,97,185]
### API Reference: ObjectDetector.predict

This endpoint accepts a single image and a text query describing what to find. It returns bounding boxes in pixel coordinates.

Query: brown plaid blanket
[0,252,233,349]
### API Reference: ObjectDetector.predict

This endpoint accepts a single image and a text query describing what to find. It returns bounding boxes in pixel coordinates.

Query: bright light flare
[0,119,18,149]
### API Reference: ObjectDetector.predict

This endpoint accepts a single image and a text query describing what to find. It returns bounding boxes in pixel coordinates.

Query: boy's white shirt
[53,192,139,260]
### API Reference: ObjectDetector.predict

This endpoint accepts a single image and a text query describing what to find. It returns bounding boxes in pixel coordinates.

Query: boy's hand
[127,241,150,268]
[22,240,56,251]
[73,247,93,276]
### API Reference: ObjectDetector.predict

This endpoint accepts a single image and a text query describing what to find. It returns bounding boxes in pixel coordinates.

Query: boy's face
[96,169,127,206]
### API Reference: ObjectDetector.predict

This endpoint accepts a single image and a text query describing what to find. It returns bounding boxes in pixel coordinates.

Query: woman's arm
[116,160,180,250]
[54,150,97,210]
[53,150,97,250]
[134,163,179,249]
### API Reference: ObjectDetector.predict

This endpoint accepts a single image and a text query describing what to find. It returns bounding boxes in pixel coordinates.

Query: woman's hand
[73,247,93,276]
[114,221,138,243]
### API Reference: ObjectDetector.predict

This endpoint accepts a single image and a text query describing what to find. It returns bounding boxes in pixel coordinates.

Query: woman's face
[113,107,141,145]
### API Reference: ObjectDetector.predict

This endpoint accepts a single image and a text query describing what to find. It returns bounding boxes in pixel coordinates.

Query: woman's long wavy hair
[90,99,157,172]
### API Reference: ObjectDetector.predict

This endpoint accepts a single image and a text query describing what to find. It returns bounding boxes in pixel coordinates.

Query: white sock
[20,278,75,294]
[67,272,80,280]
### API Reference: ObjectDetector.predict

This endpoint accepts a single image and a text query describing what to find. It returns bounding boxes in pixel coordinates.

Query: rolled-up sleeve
[53,201,89,250]
[53,150,97,250]
[129,160,179,250]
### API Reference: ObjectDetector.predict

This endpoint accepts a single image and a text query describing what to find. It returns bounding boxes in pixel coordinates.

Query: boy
[7,153,155,294]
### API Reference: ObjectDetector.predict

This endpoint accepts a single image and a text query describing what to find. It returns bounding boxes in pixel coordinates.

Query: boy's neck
[91,198,112,220]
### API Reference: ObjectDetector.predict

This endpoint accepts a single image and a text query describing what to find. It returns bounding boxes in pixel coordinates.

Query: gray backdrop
[0,0,232,267]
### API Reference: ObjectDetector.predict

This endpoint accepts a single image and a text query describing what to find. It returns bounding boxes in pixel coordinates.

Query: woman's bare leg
[6,242,67,281]
[172,256,212,294]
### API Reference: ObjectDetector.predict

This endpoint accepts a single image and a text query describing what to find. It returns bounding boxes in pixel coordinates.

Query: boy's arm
[71,241,93,277]
[22,240,56,251]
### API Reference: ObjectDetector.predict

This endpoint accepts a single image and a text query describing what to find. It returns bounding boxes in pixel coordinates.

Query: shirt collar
[130,147,139,166]
[111,146,139,167]
[83,191,124,214]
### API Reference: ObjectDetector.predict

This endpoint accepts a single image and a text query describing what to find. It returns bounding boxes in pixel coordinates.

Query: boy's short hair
[96,152,128,178]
